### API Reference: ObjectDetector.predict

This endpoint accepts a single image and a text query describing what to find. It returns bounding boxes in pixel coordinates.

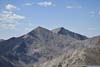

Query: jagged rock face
[0,26,100,67]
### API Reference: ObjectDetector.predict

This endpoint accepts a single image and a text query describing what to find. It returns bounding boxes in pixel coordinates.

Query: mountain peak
[58,27,65,29]
[53,27,66,33]
[34,26,44,30]
[31,26,50,33]
[27,26,51,38]
[52,27,69,34]
[52,27,88,40]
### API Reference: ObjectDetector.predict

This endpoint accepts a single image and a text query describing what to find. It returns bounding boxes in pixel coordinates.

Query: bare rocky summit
[0,26,100,67]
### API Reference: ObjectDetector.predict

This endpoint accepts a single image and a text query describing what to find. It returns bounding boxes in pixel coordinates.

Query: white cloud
[0,4,25,29]
[37,1,54,7]
[24,1,55,7]
[24,3,34,6]
[0,12,24,21]
[66,6,73,8]
[66,5,82,9]
[0,12,25,29]
[2,10,12,14]
[5,4,17,11]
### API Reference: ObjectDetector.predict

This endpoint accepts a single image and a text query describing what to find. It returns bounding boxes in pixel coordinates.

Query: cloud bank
[0,4,25,29]
[24,1,55,7]
[37,1,54,7]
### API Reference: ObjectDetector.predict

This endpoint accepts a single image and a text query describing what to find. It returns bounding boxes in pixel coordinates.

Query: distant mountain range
[0,26,100,67]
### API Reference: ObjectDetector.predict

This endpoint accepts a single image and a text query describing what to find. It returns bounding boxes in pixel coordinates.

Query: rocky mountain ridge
[0,26,100,67]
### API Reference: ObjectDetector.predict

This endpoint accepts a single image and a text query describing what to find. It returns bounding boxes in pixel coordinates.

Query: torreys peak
[52,27,88,40]
[52,27,69,34]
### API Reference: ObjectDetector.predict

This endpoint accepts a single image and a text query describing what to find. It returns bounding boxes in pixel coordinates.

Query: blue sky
[0,0,100,39]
